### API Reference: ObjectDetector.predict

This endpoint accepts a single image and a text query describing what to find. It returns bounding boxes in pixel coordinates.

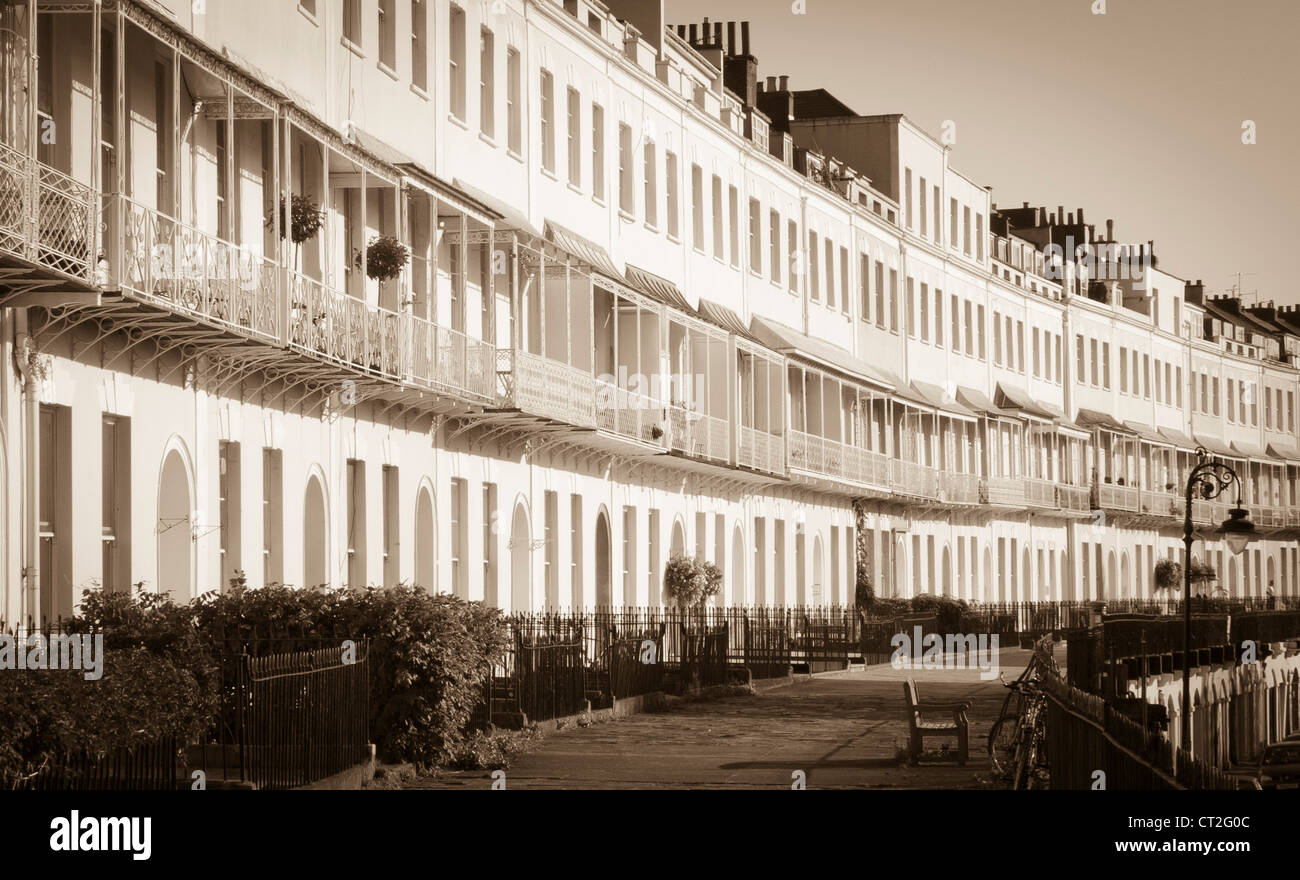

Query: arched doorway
[1121,552,1132,600]
[669,518,685,558]
[812,535,824,606]
[415,486,435,594]
[157,448,192,600]
[510,502,531,613]
[303,473,328,588]
[731,525,745,605]
[941,545,952,596]
[595,509,611,607]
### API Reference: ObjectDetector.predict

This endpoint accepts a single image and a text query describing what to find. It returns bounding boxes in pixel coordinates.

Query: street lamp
[1181,448,1255,754]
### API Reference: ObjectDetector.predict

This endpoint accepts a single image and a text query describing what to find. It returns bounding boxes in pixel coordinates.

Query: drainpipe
[14,314,39,623]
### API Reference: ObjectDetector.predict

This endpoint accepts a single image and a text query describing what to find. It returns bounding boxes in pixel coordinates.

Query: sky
[664,0,1300,305]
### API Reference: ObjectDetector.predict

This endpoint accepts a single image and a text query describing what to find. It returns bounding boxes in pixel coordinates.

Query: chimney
[1022,201,1029,209]
[779,74,789,90]
[714,21,722,47]
[689,23,697,42]
[721,21,759,106]
[726,21,735,55]
[742,21,750,55]
[766,75,776,91]
[1077,208,1084,224]
[1067,211,1075,225]
[1105,219,1114,240]
[1057,205,1064,224]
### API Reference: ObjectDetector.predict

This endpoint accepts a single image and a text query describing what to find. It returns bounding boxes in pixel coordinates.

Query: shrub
[910,594,968,632]
[0,646,216,788]
[663,554,719,607]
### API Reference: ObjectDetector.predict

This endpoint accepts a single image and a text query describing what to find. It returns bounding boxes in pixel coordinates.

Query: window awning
[1157,426,1198,450]
[909,380,978,420]
[749,315,895,391]
[624,264,695,314]
[452,177,541,238]
[697,298,760,344]
[1194,433,1235,457]
[1266,441,1300,463]
[995,383,1061,421]
[1125,421,1166,444]
[1075,408,1127,432]
[955,386,1007,416]
[544,221,624,280]
[401,167,497,227]
[1231,438,1265,459]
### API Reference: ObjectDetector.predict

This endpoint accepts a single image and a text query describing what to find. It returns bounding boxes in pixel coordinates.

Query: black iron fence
[1040,669,1235,790]
[14,737,180,791]
[199,639,370,790]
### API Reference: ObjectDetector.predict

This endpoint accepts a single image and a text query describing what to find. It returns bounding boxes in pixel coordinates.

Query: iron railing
[0,140,97,282]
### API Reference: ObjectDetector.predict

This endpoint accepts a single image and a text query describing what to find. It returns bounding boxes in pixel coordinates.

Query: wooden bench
[903,679,970,765]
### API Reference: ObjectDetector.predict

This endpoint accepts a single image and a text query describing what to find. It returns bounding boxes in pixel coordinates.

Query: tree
[1153,558,1181,614]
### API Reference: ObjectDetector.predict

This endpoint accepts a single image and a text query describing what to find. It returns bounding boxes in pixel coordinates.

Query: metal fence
[199,639,370,791]
[15,737,180,791]
[1040,667,1235,790]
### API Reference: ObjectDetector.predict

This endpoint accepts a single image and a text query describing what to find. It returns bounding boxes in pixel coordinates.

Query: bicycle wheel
[987,714,1020,778]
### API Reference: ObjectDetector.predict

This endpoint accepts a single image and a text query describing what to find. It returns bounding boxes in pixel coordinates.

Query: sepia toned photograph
[0,0,1297,861]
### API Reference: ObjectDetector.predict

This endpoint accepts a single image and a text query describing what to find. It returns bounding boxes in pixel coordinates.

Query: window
[904,167,913,228]
[101,417,131,593]
[711,175,724,258]
[262,448,283,587]
[346,459,365,587]
[950,198,959,248]
[539,70,555,173]
[876,262,886,329]
[450,478,467,597]
[887,269,899,333]
[824,238,835,307]
[617,123,633,214]
[964,301,973,354]
[1016,321,1024,371]
[1089,339,1098,386]
[840,246,851,312]
[748,198,761,273]
[950,294,959,351]
[770,210,782,282]
[1033,331,1041,377]
[919,177,927,237]
[963,206,972,255]
[344,0,362,46]
[905,277,914,336]
[1176,366,1183,409]
[482,483,497,603]
[379,0,396,69]
[665,151,679,237]
[545,491,558,608]
[932,185,941,243]
[976,213,984,261]
[411,1,427,91]
[1119,347,1128,393]
[506,48,521,153]
[622,507,637,605]
[479,28,495,137]
[919,283,929,342]
[690,163,703,249]
[566,87,580,185]
[219,441,242,590]
[448,5,466,119]
[570,496,583,608]
[1142,353,1150,399]
[993,312,1002,365]
[976,304,986,358]
[643,138,656,224]
[1075,335,1084,380]
[788,220,799,294]
[591,103,604,200]
[729,186,740,268]
[808,232,820,300]
[1101,342,1110,389]
[859,254,871,321]
[382,465,399,587]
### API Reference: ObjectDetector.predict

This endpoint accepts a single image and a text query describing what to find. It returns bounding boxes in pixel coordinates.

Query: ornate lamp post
[1181,448,1254,754]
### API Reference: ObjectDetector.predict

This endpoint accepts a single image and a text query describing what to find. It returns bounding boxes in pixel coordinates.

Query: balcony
[408,316,496,403]
[737,425,785,476]
[891,459,939,498]
[940,472,980,504]
[667,404,729,463]
[498,349,597,428]
[1025,478,1057,508]
[1057,483,1091,513]
[984,477,1023,506]
[1,140,98,284]
[1139,490,1179,518]
[787,430,890,490]
[114,196,278,342]
[596,381,669,448]
[1096,482,1139,512]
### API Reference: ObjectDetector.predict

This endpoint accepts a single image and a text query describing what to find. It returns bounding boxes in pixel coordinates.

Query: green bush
[190,585,509,767]
[0,646,216,788]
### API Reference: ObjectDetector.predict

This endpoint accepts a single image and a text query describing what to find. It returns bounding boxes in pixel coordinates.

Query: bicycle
[987,636,1058,789]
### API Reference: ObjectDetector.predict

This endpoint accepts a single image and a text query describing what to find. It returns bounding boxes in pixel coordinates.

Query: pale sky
[666,0,1300,305]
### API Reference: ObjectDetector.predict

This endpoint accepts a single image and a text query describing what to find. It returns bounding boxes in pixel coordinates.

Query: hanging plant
[354,234,410,282]
[266,194,325,245]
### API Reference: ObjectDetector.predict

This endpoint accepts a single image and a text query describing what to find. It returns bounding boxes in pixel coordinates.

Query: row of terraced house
[1,0,1298,625]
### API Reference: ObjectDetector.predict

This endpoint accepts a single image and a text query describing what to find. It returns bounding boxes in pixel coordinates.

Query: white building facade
[1,0,1297,623]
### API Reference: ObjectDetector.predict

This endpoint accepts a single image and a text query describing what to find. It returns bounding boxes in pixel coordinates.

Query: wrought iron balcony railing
[498,349,597,428]
[787,431,890,490]
[667,404,729,463]
[737,425,785,476]
[598,381,668,447]
[0,141,98,283]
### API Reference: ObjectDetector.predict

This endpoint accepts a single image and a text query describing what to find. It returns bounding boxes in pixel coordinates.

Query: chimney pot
[689,23,697,42]
[1105,219,1114,240]
[1022,201,1029,209]
[766,75,777,91]
[779,74,789,90]
[727,21,735,55]
[742,21,750,55]
[714,22,722,46]
[1077,208,1084,223]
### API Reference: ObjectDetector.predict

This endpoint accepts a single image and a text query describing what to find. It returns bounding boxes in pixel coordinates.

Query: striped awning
[995,383,1060,421]
[544,220,623,279]
[749,315,895,390]
[624,264,695,314]
[697,298,760,344]
[1194,434,1235,457]
[1075,408,1127,432]
[1158,425,1198,450]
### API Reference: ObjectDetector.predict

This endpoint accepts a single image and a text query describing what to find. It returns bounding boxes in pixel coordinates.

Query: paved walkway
[409,646,1044,790]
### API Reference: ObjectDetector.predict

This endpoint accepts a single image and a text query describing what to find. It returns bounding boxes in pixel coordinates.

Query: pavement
[402,645,1046,790]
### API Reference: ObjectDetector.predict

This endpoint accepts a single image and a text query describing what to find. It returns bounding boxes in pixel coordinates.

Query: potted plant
[663,554,719,609]
[267,193,325,247]
[354,234,410,283]
[1153,558,1182,614]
